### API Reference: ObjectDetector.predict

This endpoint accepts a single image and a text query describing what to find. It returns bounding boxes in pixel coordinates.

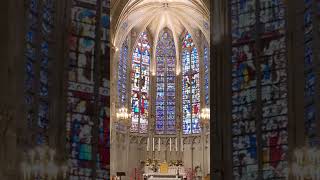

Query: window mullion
[189,48,193,134]
[165,55,168,134]
[138,45,142,133]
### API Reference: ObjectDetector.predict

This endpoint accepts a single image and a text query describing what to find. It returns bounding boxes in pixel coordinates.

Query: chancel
[110,0,210,180]
[5,0,320,179]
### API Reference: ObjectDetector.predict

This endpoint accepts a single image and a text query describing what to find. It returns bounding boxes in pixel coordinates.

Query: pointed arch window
[182,32,200,134]
[204,45,210,107]
[130,32,151,133]
[118,38,129,107]
[155,29,176,134]
[25,0,55,145]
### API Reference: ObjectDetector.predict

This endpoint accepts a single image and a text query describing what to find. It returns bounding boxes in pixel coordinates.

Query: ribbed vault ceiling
[112,0,210,49]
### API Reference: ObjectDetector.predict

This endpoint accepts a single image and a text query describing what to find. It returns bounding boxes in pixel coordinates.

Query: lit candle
[147,138,149,151]
[158,138,161,151]
[153,138,155,151]
[175,138,178,151]
[170,138,172,151]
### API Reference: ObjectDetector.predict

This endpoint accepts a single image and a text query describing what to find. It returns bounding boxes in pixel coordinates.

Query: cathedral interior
[1,0,320,180]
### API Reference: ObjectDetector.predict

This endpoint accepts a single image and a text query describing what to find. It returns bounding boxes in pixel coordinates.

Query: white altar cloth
[143,172,186,180]
[148,177,181,180]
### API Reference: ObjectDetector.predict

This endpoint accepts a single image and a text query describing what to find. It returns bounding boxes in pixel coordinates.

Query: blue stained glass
[40,69,49,82]
[182,32,200,134]
[67,3,100,178]
[26,31,34,43]
[231,0,288,178]
[304,0,316,147]
[204,46,210,106]
[41,41,49,55]
[36,134,46,145]
[43,8,53,23]
[30,0,37,12]
[73,7,96,25]
[79,144,92,160]
[101,15,109,28]
[118,38,128,107]
[130,31,150,133]
[155,29,176,134]
[41,57,49,68]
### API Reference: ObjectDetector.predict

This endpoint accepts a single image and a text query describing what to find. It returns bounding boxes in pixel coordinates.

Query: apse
[110,0,210,179]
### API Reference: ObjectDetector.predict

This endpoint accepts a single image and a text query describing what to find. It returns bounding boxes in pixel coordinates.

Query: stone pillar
[0,0,25,179]
[211,0,231,178]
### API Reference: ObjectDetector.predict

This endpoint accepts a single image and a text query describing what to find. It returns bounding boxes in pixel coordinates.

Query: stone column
[211,0,231,178]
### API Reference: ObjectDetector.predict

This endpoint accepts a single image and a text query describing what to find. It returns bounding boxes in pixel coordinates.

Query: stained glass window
[67,0,97,178]
[130,31,151,133]
[118,38,129,107]
[204,45,210,107]
[25,0,37,130]
[230,0,288,179]
[25,0,54,146]
[96,3,110,179]
[304,0,317,147]
[155,29,176,134]
[182,32,200,134]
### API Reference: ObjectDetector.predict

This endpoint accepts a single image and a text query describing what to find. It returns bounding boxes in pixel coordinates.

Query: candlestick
[153,138,155,151]
[175,138,178,151]
[158,138,161,152]
[147,138,149,151]
[170,138,172,151]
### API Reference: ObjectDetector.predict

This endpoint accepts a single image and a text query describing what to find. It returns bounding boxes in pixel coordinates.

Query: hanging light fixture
[199,108,210,128]
[290,143,320,179]
[116,107,131,120]
[116,107,131,127]
[200,108,210,120]
[20,145,68,180]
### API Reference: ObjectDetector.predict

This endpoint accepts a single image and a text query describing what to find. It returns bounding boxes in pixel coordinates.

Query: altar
[143,163,186,180]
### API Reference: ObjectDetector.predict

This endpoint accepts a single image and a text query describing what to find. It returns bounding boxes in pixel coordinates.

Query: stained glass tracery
[182,32,200,134]
[130,31,151,133]
[304,0,317,146]
[66,0,110,178]
[118,38,129,107]
[155,29,176,134]
[230,0,288,179]
[25,0,55,145]
[204,45,210,107]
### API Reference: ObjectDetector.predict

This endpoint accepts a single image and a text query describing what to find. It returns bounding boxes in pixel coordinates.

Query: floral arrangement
[142,158,154,166]
[185,168,196,180]
[141,158,160,172]
[150,159,159,172]
[168,160,183,166]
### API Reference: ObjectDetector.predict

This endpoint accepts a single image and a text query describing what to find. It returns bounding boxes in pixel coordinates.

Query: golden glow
[21,145,68,180]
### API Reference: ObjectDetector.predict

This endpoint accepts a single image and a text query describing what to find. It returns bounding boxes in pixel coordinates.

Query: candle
[181,137,183,152]
[147,138,149,151]
[153,138,155,151]
[175,138,178,151]
[158,138,161,151]
[170,138,172,151]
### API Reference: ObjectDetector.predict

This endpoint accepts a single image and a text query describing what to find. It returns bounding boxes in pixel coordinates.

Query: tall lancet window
[118,38,129,107]
[155,29,176,134]
[204,45,210,107]
[182,32,200,134]
[130,31,151,133]
[25,0,55,145]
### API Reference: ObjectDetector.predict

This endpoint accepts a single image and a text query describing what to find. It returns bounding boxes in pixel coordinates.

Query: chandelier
[199,108,210,128]
[200,108,210,120]
[290,146,320,179]
[116,107,131,127]
[116,107,131,120]
[21,145,68,180]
